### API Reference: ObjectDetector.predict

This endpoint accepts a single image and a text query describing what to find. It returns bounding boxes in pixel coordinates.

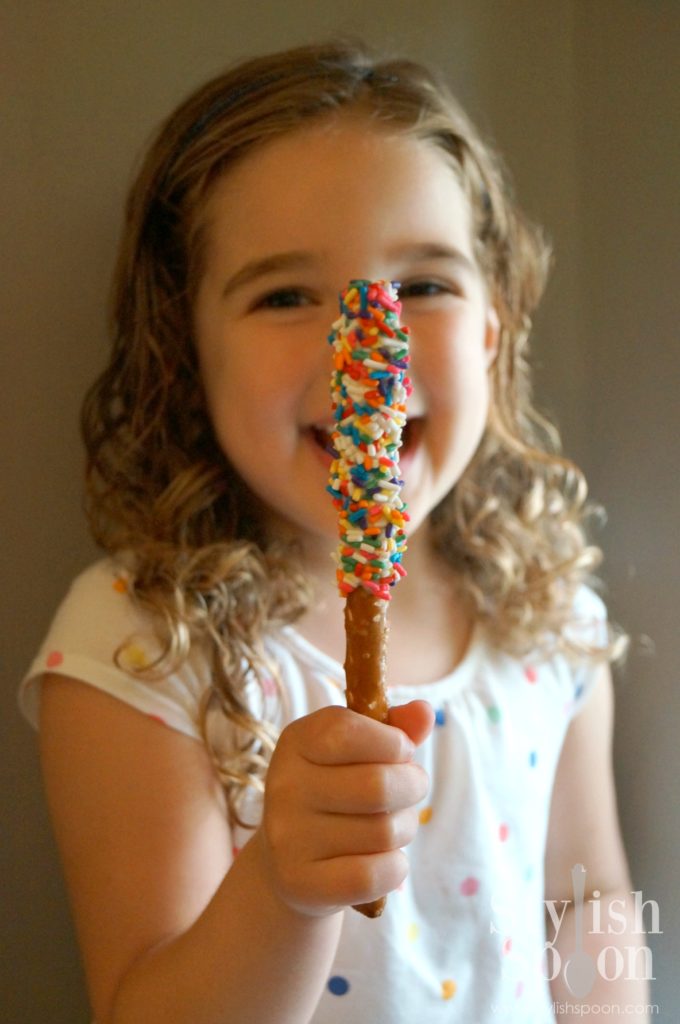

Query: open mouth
[400,416,424,458]
[308,417,424,460]
[309,424,337,457]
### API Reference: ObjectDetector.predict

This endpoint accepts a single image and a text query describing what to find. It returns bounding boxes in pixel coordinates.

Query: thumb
[387,700,435,750]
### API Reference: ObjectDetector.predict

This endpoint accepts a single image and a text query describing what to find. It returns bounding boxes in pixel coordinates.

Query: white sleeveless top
[20,558,607,1023]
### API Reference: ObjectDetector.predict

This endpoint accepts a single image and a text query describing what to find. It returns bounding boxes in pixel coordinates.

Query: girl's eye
[398,280,453,299]
[255,288,310,309]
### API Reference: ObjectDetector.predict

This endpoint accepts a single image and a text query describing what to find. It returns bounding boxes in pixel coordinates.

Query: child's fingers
[387,700,435,748]
[269,808,420,868]
[262,705,432,915]
[286,705,415,766]
[275,848,410,915]
[321,849,410,908]
[312,807,421,858]
[304,761,429,815]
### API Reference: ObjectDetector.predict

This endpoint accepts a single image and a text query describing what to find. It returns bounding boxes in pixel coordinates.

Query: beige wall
[3,2,677,1019]
[571,8,680,1010]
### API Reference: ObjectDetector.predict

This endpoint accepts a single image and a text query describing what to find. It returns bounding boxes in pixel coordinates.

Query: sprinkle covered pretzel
[327,279,411,918]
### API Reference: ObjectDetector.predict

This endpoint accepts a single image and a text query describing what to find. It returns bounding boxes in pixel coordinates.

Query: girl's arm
[40,675,431,1024]
[544,664,651,1022]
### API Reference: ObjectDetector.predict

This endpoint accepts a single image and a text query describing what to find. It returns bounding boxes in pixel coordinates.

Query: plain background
[2,1,678,1019]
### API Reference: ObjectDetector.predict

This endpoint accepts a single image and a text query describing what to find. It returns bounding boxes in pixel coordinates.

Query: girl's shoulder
[29,555,163,665]
[19,557,209,740]
[568,581,608,639]
[529,581,611,717]
[41,555,146,632]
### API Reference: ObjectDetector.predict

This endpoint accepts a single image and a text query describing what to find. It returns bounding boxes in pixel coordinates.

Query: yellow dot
[121,643,149,670]
[407,922,419,943]
[419,806,433,825]
[441,979,457,1000]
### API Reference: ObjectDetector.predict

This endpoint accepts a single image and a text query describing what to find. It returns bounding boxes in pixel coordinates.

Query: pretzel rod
[327,279,411,918]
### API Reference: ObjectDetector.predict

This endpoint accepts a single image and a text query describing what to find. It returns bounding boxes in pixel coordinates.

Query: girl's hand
[257,700,434,916]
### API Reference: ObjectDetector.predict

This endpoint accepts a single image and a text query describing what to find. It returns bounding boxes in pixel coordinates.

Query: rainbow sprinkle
[327,280,411,600]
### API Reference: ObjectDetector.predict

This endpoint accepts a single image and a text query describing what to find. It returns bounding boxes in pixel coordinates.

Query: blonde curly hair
[82,40,624,825]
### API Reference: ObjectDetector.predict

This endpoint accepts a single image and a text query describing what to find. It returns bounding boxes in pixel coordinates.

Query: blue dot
[328,975,350,996]
[574,683,585,701]
[435,708,446,726]
[529,750,537,767]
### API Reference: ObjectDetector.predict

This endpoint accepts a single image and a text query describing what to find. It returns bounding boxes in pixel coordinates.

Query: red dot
[503,937,512,955]
[459,876,480,897]
[524,666,538,684]
[46,651,63,669]
[499,823,510,842]
[147,714,166,727]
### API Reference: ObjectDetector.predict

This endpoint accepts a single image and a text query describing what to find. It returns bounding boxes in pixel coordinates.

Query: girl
[21,41,646,1023]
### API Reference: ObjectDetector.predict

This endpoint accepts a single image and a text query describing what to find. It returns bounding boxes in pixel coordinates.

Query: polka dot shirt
[20,559,608,1023]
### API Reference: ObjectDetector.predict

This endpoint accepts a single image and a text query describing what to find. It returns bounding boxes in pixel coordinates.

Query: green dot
[486,705,502,724]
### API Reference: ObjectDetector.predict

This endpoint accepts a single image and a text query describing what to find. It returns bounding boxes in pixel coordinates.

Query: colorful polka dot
[407,922,420,942]
[459,875,480,897]
[486,704,502,724]
[524,666,538,684]
[112,576,128,594]
[525,864,534,882]
[529,750,538,767]
[261,677,277,697]
[231,845,242,859]
[120,643,150,670]
[146,714,166,727]
[435,708,446,726]
[499,823,510,842]
[419,806,433,825]
[327,976,350,996]
[441,979,457,1000]
[46,650,63,669]
[574,683,585,701]
[503,937,513,955]
[516,979,525,998]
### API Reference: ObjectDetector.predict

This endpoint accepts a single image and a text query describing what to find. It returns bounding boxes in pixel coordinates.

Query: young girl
[21,41,647,1024]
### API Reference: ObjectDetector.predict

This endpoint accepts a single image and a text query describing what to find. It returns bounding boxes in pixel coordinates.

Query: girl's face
[193,116,499,556]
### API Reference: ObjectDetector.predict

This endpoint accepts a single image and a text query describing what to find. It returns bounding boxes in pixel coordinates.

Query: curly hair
[82,40,625,825]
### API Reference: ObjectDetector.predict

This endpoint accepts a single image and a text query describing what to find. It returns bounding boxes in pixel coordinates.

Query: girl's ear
[484,306,501,368]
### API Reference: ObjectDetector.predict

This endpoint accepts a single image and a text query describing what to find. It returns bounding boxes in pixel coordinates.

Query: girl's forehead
[212,112,463,188]
[198,117,473,256]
